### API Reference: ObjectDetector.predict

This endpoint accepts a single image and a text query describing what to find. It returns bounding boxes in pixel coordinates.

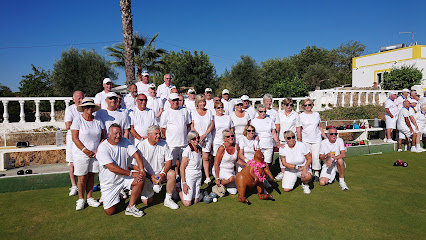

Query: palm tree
[120,0,135,86]
[106,33,167,83]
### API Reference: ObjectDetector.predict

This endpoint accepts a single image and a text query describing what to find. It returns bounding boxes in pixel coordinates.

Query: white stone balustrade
[0,97,72,124]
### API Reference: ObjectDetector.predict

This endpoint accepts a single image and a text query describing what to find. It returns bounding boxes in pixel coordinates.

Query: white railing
[247,97,313,112]
[1,97,72,123]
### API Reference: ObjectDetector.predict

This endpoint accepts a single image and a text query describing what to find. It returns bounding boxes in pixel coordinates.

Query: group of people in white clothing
[384,89,426,152]
[64,74,350,217]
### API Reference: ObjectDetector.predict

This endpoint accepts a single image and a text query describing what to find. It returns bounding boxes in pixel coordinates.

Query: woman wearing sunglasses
[191,94,214,184]
[237,125,260,172]
[230,99,251,142]
[251,104,282,170]
[71,98,106,210]
[213,129,240,195]
[299,99,326,182]
[179,130,203,206]
[212,101,233,157]
[275,98,302,181]
[279,130,312,194]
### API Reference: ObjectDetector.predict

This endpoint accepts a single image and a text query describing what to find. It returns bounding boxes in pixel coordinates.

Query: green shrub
[319,105,384,120]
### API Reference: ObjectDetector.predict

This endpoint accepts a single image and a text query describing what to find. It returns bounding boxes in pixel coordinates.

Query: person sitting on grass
[179,130,203,206]
[96,124,146,217]
[318,127,348,190]
[134,125,180,210]
[279,130,312,194]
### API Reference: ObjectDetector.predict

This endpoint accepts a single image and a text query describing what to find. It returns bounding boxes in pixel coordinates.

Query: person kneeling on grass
[279,130,312,194]
[96,123,146,217]
[318,127,348,190]
[133,125,180,210]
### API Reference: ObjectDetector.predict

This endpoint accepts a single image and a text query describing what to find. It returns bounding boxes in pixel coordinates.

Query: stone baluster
[2,100,9,123]
[296,100,300,112]
[19,100,26,123]
[65,100,70,108]
[350,92,354,107]
[365,92,369,105]
[251,100,256,107]
[372,92,376,104]
[34,100,41,123]
[341,92,345,107]
[357,91,362,106]
[278,100,282,112]
[50,99,56,122]
[333,92,337,107]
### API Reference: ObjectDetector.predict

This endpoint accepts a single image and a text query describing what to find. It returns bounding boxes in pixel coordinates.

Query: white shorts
[73,155,99,176]
[201,140,212,153]
[66,134,74,163]
[101,176,134,209]
[282,168,312,189]
[320,160,346,183]
[141,177,156,200]
[181,172,202,201]
[385,116,397,129]
[398,127,412,139]
[170,146,184,166]
[261,148,274,164]
[212,143,222,156]
[304,142,321,171]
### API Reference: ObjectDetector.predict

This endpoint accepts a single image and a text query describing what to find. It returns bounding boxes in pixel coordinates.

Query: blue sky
[1,0,424,92]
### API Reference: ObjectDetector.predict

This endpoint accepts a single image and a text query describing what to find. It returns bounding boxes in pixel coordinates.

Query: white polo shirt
[123,93,137,110]
[278,110,301,141]
[279,141,310,167]
[384,98,398,118]
[160,107,191,147]
[319,138,346,156]
[156,83,175,102]
[94,91,109,109]
[251,117,276,149]
[134,139,173,176]
[136,81,152,96]
[95,109,130,134]
[397,107,411,129]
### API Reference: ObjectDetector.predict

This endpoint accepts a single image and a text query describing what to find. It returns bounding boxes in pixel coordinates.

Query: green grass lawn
[0,152,425,239]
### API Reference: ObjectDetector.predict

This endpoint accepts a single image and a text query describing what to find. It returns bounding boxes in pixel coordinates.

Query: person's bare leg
[166,170,176,194]
[86,172,95,199]
[78,175,87,199]
[336,159,345,179]
[221,176,235,185]
[69,163,77,187]
[128,180,144,207]
[202,152,210,179]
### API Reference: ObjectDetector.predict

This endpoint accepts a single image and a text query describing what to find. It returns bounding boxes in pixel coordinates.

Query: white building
[352,44,426,89]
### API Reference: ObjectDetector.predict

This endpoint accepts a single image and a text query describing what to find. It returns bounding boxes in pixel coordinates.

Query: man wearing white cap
[395,89,410,111]
[384,91,398,143]
[221,89,235,115]
[160,93,192,173]
[185,89,196,112]
[146,83,164,124]
[136,71,153,96]
[204,88,215,113]
[96,92,131,139]
[157,74,175,103]
[123,83,138,110]
[241,95,256,120]
[396,100,420,152]
[129,93,157,146]
[162,87,178,111]
[94,78,113,109]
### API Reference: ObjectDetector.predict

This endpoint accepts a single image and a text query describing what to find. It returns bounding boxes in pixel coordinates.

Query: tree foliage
[0,84,14,97]
[160,50,217,94]
[51,47,117,97]
[218,56,261,97]
[382,65,423,90]
[19,65,53,97]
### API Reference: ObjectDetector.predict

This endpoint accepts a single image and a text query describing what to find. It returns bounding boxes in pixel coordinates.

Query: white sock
[339,178,345,183]
[416,144,421,148]
[314,171,319,177]
[165,192,172,201]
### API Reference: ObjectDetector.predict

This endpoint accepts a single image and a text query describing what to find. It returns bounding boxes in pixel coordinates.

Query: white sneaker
[275,172,284,180]
[397,149,403,152]
[125,205,145,217]
[76,198,85,211]
[411,148,422,153]
[69,186,78,196]
[301,183,310,194]
[339,181,349,190]
[164,198,179,210]
[383,138,388,143]
[204,178,211,184]
[417,147,426,152]
[87,197,100,207]
[388,139,397,143]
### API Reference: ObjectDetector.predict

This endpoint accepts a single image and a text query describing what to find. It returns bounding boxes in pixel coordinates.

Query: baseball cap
[103,78,112,84]
[205,88,212,93]
[241,95,250,101]
[188,89,196,94]
[169,93,179,100]
[234,99,243,105]
[148,83,156,89]
[222,89,229,95]
[389,91,397,95]
[106,92,118,98]
[402,88,410,93]
[142,71,149,76]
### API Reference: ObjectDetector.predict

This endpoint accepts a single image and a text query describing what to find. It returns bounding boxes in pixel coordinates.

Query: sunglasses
[178,99,184,102]
[329,133,338,136]
[206,92,212,94]
[285,104,294,107]
[225,135,235,138]
[236,104,243,106]
[216,107,224,109]
[247,129,255,133]
[258,110,266,113]
[108,97,118,100]
[303,104,312,107]
[137,99,147,102]
[165,78,172,80]
[191,136,201,141]
[171,99,179,102]
[105,82,112,85]
[286,136,296,140]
